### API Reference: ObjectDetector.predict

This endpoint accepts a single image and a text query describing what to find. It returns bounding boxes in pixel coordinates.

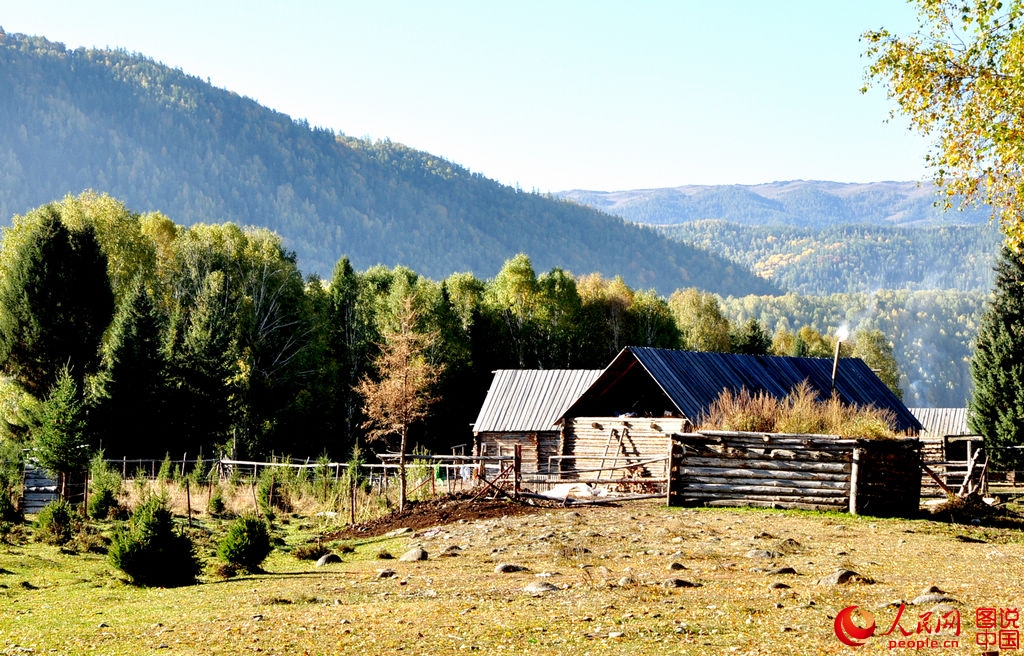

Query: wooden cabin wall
[477,431,560,474]
[561,417,689,481]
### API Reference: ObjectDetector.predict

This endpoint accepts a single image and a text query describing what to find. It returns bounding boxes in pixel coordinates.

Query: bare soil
[324,492,552,539]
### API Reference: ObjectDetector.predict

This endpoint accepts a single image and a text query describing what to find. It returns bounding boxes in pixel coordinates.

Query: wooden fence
[667,430,921,518]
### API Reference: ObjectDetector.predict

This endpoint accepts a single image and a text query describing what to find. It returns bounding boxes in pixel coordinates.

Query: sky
[1,1,930,192]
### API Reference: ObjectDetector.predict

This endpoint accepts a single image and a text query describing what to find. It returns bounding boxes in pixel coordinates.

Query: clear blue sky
[2,1,928,192]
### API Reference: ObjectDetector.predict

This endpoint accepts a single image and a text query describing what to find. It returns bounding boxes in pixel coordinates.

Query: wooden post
[848,447,862,516]
[349,474,356,525]
[513,445,522,497]
[268,472,275,512]
[122,456,127,478]
[186,479,192,528]
[251,483,260,516]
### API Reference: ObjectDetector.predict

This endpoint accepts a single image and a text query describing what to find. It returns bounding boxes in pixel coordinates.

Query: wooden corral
[667,431,922,518]
[908,407,988,497]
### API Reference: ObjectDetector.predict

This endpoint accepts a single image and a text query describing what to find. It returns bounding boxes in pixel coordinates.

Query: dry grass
[2,500,1022,655]
[701,381,898,438]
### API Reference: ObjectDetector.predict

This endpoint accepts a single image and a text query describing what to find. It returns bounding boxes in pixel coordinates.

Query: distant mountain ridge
[557,180,993,228]
[0,30,776,298]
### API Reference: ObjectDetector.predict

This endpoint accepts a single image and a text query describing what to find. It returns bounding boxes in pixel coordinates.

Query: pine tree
[0,206,114,394]
[33,367,91,496]
[92,277,172,456]
[968,245,1024,469]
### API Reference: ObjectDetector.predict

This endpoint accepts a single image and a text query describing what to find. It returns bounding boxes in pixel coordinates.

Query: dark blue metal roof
[562,347,922,434]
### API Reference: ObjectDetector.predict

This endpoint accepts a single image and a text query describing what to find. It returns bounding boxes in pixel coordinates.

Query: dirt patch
[323,493,554,539]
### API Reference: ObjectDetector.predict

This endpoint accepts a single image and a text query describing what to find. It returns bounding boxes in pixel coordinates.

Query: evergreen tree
[0,207,114,394]
[969,246,1024,469]
[92,277,172,456]
[730,318,772,355]
[33,367,91,496]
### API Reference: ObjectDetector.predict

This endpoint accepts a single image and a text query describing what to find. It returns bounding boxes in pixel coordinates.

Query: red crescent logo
[834,606,876,648]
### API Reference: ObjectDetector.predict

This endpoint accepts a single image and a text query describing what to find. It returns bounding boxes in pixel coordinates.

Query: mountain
[557,180,994,228]
[0,30,776,298]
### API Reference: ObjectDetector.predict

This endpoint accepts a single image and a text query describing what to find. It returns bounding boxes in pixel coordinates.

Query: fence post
[186,479,192,528]
[513,445,522,497]
[849,447,862,516]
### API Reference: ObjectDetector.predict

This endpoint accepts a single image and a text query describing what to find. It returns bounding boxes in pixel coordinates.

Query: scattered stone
[98,622,109,628]
[753,532,774,540]
[607,631,624,639]
[315,553,342,567]
[816,568,874,586]
[440,545,462,556]
[745,549,782,559]
[667,562,687,571]
[618,576,637,587]
[376,550,394,560]
[768,582,791,590]
[768,567,798,575]
[386,527,413,538]
[911,592,959,605]
[399,548,428,562]
[377,569,398,579]
[524,581,558,594]
[494,563,528,574]
[663,578,699,589]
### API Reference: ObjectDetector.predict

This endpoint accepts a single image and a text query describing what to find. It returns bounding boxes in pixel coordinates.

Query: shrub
[207,485,226,515]
[256,468,290,519]
[217,513,272,572]
[87,453,123,520]
[108,494,201,587]
[35,499,77,545]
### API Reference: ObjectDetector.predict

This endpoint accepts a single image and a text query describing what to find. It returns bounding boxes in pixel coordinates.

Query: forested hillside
[659,221,1001,295]
[720,290,985,407]
[0,30,775,298]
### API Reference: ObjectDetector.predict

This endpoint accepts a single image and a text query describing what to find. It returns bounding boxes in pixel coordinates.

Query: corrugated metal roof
[472,369,603,433]
[561,347,923,433]
[907,407,974,438]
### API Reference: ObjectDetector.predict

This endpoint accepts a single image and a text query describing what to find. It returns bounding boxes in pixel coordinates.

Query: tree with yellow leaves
[863,0,1024,247]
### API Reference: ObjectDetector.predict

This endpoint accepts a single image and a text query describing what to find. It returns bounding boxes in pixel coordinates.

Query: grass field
[2,493,1023,655]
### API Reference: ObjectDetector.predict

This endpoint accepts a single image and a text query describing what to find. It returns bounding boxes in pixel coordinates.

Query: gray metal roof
[472,369,603,433]
[561,347,923,434]
[907,407,974,438]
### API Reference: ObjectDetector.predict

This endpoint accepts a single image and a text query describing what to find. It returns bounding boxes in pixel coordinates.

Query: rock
[377,569,398,579]
[746,549,782,559]
[667,562,687,571]
[816,568,874,585]
[494,563,528,573]
[524,581,558,594]
[607,631,624,639]
[663,578,699,589]
[399,548,428,562]
[376,550,394,560]
[386,527,413,538]
[911,593,959,605]
[618,576,637,587]
[315,553,342,567]
[440,545,462,556]
[768,582,791,590]
[768,566,798,575]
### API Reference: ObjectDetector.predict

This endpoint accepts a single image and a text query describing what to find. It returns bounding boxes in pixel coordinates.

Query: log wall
[560,417,689,482]
[478,431,559,474]
[667,430,921,518]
